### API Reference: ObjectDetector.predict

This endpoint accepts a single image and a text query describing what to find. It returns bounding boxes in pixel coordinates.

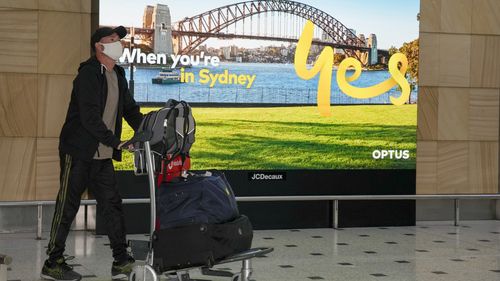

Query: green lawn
[115,105,417,170]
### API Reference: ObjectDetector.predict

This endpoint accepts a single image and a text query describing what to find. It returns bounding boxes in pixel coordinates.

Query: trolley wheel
[129,271,136,281]
[129,265,143,281]
[231,273,241,281]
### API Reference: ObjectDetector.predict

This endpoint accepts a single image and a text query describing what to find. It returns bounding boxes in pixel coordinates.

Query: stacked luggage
[153,171,254,272]
[128,100,266,278]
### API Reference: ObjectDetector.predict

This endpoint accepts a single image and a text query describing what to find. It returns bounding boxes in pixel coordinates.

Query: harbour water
[125,62,418,104]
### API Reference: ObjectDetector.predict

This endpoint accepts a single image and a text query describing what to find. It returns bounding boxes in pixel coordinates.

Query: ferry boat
[152,68,182,84]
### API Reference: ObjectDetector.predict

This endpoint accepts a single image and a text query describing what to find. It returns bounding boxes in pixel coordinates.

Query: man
[41,26,143,281]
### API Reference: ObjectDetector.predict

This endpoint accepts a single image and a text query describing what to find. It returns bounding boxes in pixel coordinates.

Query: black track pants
[46,153,128,262]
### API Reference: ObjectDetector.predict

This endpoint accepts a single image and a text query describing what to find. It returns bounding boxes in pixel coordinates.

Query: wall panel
[37,74,73,138]
[36,138,60,200]
[0,73,37,137]
[0,10,38,73]
[38,11,81,75]
[417,0,500,195]
[0,137,36,201]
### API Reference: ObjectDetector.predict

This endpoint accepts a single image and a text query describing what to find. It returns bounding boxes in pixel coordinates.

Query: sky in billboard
[100,0,419,49]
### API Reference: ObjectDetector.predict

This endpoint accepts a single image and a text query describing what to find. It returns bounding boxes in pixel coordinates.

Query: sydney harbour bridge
[114,0,385,65]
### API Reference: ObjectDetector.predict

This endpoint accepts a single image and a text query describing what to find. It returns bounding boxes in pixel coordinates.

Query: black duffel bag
[152,215,253,272]
[156,171,239,229]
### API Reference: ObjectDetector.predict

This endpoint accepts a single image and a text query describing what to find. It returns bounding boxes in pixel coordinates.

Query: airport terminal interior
[1,0,500,281]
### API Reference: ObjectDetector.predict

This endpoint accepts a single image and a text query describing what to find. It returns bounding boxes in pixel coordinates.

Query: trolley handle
[123,130,153,147]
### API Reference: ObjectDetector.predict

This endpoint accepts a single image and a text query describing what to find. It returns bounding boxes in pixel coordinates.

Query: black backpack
[133,99,195,175]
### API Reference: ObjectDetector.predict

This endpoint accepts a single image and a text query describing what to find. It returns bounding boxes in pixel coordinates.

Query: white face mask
[100,41,123,61]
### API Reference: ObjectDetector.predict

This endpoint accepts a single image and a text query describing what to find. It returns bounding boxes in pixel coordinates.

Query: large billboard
[100,0,420,170]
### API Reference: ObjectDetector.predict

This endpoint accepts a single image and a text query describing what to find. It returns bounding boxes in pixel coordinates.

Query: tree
[398,39,418,103]
[398,39,419,85]
[388,45,398,57]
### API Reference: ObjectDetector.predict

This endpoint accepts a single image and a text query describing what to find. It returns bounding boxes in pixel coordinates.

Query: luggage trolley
[125,131,273,281]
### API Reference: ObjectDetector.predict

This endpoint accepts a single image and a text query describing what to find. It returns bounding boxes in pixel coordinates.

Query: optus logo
[294,20,411,117]
[372,150,410,160]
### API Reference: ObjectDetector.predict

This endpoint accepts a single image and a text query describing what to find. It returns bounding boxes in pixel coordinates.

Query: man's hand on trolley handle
[118,140,135,152]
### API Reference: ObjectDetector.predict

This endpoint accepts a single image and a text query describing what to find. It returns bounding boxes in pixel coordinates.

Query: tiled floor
[3,221,500,280]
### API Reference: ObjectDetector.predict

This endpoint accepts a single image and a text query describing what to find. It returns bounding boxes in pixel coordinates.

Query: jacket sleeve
[76,67,121,149]
[123,88,144,131]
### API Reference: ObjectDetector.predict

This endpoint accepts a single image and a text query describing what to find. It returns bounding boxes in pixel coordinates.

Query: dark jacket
[59,56,143,161]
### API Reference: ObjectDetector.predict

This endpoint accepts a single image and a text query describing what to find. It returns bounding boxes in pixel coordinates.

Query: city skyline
[100,0,419,49]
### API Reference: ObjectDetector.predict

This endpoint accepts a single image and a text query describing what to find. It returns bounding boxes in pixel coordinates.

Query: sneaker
[111,256,136,280]
[40,257,82,281]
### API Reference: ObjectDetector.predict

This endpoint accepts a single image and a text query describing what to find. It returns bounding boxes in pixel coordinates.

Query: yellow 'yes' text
[294,20,411,116]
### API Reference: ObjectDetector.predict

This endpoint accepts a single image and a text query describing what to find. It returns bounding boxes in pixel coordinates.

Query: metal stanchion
[36,204,43,240]
[454,199,460,226]
[84,205,88,231]
[333,200,339,229]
